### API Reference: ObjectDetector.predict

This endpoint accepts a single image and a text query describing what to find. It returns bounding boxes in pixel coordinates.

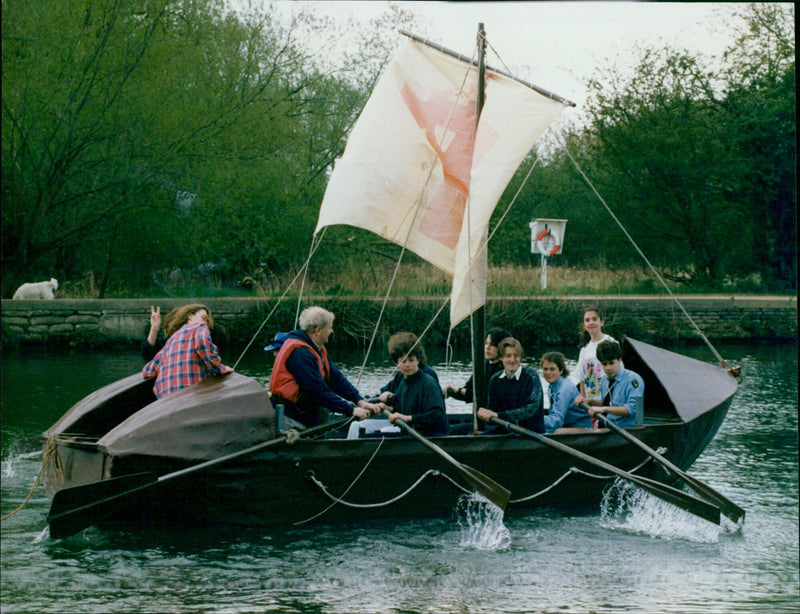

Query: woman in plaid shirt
[142,304,232,399]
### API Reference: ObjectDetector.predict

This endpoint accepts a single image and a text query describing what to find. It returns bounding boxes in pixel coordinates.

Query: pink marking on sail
[401,79,478,249]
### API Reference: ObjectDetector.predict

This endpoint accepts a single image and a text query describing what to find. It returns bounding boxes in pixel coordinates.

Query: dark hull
[42,338,737,531]
[109,411,733,530]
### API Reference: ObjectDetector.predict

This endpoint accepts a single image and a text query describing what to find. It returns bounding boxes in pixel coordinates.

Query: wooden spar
[399,29,576,107]
[470,23,488,432]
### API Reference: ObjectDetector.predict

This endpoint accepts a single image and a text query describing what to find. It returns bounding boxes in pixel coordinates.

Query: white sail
[315,37,566,327]
[449,67,566,325]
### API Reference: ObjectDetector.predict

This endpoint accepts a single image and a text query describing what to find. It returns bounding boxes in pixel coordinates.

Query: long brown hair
[578,308,604,348]
[163,303,213,337]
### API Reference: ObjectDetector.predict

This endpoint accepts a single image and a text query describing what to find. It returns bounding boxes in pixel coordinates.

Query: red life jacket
[269,337,330,403]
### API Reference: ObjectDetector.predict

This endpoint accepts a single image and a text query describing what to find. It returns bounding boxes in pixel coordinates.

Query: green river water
[1,342,797,613]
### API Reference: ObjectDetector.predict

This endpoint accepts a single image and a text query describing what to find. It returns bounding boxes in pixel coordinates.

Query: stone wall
[1,298,263,343]
[2,295,796,345]
[527,295,798,341]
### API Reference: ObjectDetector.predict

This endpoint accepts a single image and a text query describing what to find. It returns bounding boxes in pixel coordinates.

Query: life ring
[536,228,561,257]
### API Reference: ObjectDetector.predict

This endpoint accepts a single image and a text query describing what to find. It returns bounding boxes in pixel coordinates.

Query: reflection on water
[1,342,798,613]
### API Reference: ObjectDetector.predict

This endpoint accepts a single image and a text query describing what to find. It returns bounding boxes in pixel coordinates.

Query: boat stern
[42,436,111,499]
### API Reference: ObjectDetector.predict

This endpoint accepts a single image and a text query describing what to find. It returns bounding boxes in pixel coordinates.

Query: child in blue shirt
[541,351,591,433]
[580,340,643,428]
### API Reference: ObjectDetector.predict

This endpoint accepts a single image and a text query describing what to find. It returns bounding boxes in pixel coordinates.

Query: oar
[592,411,745,524]
[488,417,720,525]
[47,415,353,539]
[382,409,510,510]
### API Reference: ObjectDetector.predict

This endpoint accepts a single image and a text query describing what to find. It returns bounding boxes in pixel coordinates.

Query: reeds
[294,262,662,298]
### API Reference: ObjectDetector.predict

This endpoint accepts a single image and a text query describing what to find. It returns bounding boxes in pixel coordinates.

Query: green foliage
[2,0,405,297]
[2,2,794,299]
[738,310,798,340]
[486,4,795,292]
[718,4,796,291]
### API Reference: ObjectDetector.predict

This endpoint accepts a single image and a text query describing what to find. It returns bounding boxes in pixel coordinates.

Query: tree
[2,0,415,296]
[718,3,796,290]
[2,0,171,291]
[554,3,796,288]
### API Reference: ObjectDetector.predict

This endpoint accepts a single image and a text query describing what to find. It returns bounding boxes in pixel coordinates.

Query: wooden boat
[41,336,737,531]
[41,26,741,535]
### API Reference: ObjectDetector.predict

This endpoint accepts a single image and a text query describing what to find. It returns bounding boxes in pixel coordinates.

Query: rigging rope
[240,37,399,369]
[303,446,664,511]
[296,231,326,328]
[232,228,327,370]
[548,128,740,376]
[1,438,61,522]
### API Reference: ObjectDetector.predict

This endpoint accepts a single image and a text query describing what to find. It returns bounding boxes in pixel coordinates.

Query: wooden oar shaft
[393,418,459,465]
[154,415,353,484]
[382,410,510,510]
[592,412,745,524]
[489,417,720,525]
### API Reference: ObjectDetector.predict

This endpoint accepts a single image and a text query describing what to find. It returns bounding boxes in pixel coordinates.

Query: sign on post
[529,219,567,290]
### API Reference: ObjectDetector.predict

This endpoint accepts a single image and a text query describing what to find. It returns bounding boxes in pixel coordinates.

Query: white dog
[12,278,58,300]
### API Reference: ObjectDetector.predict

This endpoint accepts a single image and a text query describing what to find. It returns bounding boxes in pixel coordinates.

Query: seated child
[580,340,643,428]
[378,331,440,399]
[451,337,544,435]
[443,328,510,406]
[540,351,591,433]
[349,332,447,438]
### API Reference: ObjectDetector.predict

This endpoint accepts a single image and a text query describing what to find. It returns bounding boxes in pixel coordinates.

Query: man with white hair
[269,306,381,428]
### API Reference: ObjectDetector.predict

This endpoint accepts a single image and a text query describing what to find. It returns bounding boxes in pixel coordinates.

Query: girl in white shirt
[571,308,616,401]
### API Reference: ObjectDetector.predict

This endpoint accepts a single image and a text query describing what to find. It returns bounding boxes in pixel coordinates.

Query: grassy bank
[6,263,793,350]
[53,263,776,300]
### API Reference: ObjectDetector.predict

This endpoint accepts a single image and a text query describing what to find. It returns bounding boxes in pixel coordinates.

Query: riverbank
[2,295,796,349]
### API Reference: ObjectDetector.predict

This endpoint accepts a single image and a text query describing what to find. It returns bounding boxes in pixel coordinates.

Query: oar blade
[593,412,744,524]
[48,472,158,539]
[460,463,511,510]
[626,473,721,525]
[681,474,744,524]
[384,410,511,511]
[490,416,721,525]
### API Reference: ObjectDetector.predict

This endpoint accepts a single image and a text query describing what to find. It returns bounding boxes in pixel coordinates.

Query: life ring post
[529,218,567,291]
[541,251,549,290]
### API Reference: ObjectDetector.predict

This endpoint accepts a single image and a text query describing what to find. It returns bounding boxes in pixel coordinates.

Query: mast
[471,23,488,432]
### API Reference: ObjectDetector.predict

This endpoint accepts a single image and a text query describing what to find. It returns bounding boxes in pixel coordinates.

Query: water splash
[3,458,16,478]
[454,493,511,550]
[599,478,721,543]
[719,514,745,534]
[2,450,42,479]
[33,526,50,544]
